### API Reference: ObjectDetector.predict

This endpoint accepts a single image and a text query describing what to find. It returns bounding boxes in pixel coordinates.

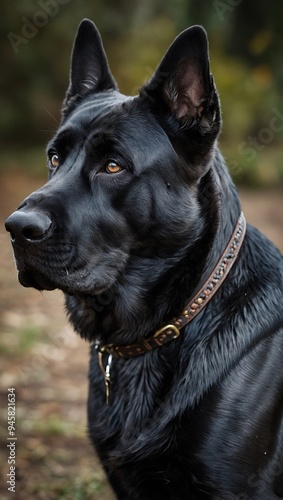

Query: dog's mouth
[12,249,57,291]
[17,266,116,296]
[18,268,56,291]
[12,245,128,296]
[16,263,118,296]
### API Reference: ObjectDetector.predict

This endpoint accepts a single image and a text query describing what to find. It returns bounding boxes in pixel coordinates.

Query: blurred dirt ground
[0,172,282,500]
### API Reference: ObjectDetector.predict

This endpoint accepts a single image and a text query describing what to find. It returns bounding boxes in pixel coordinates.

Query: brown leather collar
[97,212,246,359]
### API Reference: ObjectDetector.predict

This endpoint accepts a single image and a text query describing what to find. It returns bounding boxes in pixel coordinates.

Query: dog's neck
[198,149,241,287]
[67,149,241,345]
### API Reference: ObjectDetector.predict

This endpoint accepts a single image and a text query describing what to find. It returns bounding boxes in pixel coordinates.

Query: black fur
[5,19,283,499]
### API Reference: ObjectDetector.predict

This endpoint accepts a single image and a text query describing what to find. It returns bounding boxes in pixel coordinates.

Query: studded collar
[96,212,246,404]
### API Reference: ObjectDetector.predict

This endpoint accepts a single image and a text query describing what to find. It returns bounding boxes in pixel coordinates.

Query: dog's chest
[87,350,205,457]
[88,351,178,449]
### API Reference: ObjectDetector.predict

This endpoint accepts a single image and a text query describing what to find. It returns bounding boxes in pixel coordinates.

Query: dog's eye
[105,162,123,174]
[49,154,60,170]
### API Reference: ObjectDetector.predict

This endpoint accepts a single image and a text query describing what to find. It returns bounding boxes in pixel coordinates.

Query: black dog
[5,19,283,499]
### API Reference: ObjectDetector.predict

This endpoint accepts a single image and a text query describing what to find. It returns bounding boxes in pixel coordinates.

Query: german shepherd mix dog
[5,19,283,499]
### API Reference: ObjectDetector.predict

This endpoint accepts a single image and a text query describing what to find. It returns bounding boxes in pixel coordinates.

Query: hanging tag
[97,350,113,405]
[105,354,112,405]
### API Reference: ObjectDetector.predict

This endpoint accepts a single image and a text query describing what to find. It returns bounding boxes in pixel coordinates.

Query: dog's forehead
[57,91,172,161]
[66,91,131,127]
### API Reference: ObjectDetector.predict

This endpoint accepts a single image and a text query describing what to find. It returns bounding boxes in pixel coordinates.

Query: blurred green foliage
[1,0,282,185]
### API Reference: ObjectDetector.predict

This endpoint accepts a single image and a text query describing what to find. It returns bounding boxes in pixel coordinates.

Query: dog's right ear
[140,26,221,177]
[62,19,117,118]
[141,26,220,135]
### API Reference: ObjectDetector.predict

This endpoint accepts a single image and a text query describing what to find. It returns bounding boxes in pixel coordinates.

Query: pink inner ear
[165,62,206,120]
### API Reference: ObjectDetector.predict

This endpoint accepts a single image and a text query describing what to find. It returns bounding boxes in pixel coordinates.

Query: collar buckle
[153,324,180,346]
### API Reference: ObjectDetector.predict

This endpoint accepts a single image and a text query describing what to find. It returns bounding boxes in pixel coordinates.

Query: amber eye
[105,161,123,174]
[49,154,59,170]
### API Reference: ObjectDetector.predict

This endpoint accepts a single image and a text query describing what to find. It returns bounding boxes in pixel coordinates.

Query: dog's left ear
[142,26,220,135]
[62,19,117,118]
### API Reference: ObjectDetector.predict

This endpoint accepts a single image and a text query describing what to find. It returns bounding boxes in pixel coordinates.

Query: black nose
[5,210,52,247]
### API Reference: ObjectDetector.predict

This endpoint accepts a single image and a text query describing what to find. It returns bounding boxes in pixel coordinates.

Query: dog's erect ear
[62,19,117,117]
[142,26,219,133]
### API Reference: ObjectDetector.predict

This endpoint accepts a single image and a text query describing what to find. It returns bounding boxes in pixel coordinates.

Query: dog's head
[5,19,221,297]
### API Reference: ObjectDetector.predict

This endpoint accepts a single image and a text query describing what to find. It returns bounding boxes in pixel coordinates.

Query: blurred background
[0,1,282,499]
[1,0,283,185]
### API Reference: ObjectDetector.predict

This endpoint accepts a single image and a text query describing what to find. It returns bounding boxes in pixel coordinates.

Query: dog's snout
[5,210,52,246]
